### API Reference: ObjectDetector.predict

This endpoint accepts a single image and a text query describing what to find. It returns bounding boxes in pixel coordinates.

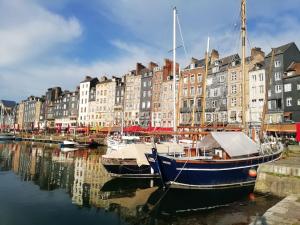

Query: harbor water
[0,142,282,225]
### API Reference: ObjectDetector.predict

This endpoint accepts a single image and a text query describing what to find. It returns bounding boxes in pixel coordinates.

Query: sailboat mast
[201,37,210,128]
[241,0,247,131]
[173,7,177,135]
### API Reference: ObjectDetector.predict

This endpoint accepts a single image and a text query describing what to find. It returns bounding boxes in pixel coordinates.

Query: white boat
[60,147,79,152]
[59,140,79,148]
[0,133,15,141]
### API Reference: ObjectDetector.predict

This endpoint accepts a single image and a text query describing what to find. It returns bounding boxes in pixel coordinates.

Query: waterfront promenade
[251,145,300,224]
[255,145,300,197]
[250,194,300,225]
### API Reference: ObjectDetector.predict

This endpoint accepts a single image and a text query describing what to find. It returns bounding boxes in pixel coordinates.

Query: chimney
[251,47,265,59]
[136,63,146,75]
[210,49,219,63]
[148,61,158,71]
[191,57,198,64]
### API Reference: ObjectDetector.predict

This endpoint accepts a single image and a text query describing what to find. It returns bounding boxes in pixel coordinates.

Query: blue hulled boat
[146,132,283,189]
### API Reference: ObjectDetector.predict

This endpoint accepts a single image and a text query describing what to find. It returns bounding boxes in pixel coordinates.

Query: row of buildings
[3,42,300,132]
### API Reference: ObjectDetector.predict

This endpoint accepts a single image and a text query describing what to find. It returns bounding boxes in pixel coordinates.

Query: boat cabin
[183,132,260,160]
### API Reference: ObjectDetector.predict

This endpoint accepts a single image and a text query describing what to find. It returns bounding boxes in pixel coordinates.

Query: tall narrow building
[283,61,300,122]
[265,42,300,123]
[78,76,98,126]
[179,57,205,126]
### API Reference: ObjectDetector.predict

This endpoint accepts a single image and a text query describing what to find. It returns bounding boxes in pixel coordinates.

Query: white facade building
[78,76,98,126]
[248,63,265,127]
[95,76,116,127]
[124,71,142,126]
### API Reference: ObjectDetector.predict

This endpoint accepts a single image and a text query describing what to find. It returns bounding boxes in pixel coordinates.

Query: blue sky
[1,0,300,101]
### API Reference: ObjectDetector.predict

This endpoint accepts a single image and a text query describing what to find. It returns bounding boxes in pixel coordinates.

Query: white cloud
[0,0,82,66]
[2,0,300,102]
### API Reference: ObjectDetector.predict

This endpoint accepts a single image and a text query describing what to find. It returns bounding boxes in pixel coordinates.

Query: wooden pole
[201,37,210,128]
[241,0,247,132]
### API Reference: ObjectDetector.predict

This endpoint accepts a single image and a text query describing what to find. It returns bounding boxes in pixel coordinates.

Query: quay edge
[254,145,300,197]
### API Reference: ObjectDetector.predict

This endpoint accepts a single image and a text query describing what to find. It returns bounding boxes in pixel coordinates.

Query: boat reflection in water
[147,185,254,215]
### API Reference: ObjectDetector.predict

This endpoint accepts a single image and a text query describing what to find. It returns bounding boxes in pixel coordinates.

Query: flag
[296,123,300,142]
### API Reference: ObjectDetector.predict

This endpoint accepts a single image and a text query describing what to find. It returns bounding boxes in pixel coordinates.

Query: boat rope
[176,13,189,61]
[150,154,190,211]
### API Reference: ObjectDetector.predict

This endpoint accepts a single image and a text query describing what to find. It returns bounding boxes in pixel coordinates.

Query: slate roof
[266,42,295,57]
[184,57,206,70]
[0,100,16,108]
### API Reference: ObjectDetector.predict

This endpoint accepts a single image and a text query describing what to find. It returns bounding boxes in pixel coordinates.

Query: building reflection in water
[0,142,281,225]
[0,142,157,221]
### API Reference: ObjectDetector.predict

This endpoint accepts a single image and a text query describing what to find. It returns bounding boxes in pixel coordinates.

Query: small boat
[59,140,79,148]
[0,133,15,141]
[60,147,79,152]
[101,137,183,178]
[146,132,283,189]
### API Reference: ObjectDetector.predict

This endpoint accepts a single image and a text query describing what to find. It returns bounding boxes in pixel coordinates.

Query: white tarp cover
[103,142,183,166]
[197,132,259,157]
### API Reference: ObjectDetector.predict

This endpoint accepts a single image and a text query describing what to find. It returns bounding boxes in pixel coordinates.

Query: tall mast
[241,0,247,131]
[201,37,210,128]
[173,7,177,136]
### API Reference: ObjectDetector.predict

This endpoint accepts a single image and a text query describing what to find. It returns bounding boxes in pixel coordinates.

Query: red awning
[296,123,300,142]
[145,127,173,132]
[123,125,145,132]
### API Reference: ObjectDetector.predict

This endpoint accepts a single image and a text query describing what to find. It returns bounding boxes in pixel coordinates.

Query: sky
[1,0,300,101]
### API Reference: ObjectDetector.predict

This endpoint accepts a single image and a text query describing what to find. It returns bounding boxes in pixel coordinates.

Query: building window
[219,75,225,82]
[147,101,150,108]
[142,102,145,108]
[231,85,237,94]
[183,100,187,108]
[143,81,147,87]
[231,72,237,81]
[197,98,201,107]
[212,67,219,73]
[274,72,281,81]
[286,97,292,107]
[297,84,300,90]
[213,89,218,97]
[298,99,300,106]
[231,98,237,107]
[259,85,264,94]
[252,74,256,81]
[284,83,292,92]
[190,74,195,83]
[197,74,202,82]
[197,86,202,95]
[275,85,282,93]
[183,88,188,96]
[268,101,272,110]
[190,99,194,107]
[190,87,195,95]
[212,100,217,108]
[274,61,281,68]
[259,73,264,81]
[183,77,188,84]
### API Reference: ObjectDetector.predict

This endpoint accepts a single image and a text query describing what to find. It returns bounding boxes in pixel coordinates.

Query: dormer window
[212,66,219,73]
[274,61,281,68]
[190,63,195,69]
[287,71,295,76]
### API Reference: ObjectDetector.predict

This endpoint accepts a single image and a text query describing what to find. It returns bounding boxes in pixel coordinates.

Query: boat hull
[101,157,158,178]
[147,150,282,189]
[0,135,15,141]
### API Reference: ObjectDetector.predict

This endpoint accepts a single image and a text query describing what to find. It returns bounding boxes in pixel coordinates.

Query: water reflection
[0,142,281,225]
